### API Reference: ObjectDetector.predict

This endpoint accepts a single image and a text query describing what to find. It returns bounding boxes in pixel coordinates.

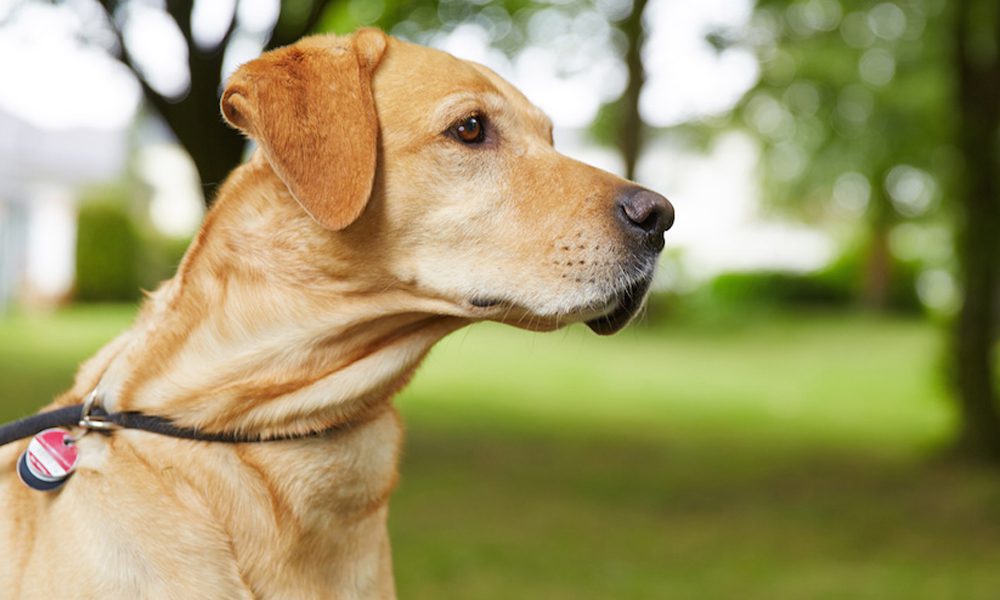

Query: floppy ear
[220,29,387,230]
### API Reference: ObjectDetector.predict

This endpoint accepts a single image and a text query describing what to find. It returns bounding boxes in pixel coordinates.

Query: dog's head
[222,29,673,335]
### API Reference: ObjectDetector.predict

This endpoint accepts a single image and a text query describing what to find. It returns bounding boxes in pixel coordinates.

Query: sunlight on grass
[400,315,955,453]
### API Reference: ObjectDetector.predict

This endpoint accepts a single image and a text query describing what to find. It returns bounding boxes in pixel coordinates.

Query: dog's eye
[451,115,485,144]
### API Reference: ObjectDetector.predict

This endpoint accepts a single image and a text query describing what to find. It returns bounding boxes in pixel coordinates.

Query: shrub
[75,201,142,302]
[139,232,191,292]
[74,187,193,302]
[709,270,852,309]
[704,245,922,314]
[822,245,922,313]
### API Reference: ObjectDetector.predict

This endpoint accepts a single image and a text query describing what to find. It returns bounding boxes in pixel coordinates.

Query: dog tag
[17,428,79,492]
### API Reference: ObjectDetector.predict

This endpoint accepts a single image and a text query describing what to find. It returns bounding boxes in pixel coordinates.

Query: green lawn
[2,305,998,598]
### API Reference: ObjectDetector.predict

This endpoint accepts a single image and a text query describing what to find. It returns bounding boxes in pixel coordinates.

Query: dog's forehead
[375,37,551,133]
[378,39,495,96]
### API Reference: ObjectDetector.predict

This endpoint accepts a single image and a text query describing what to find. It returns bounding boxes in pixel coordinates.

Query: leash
[4,391,329,492]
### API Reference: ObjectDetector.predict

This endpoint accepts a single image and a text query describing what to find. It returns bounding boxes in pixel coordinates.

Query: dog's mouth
[467,267,655,335]
[584,275,653,336]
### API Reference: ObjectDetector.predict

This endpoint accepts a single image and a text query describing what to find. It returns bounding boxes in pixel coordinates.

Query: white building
[0,105,133,309]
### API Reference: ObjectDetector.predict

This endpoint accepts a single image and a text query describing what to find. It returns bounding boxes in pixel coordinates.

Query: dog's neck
[77,157,466,437]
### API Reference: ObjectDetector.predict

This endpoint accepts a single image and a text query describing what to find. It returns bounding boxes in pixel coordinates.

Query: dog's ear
[221,29,387,231]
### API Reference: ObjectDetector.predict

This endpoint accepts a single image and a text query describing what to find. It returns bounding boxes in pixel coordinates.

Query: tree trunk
[618,0,649,181]
[863,222,891,310]
[99,0,335,206]
[952,0,1000,460]
[862,171,893,310]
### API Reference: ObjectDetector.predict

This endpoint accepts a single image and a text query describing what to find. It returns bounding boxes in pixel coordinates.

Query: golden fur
[0,29,669,598]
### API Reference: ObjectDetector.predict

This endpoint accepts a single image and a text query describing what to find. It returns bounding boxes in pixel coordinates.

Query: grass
[2,304,999,598]
[0,304,133,418]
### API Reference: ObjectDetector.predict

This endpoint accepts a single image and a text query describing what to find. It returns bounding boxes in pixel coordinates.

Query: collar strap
[0,404,326,447]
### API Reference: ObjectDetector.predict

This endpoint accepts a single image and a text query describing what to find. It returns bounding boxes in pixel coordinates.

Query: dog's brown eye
[452,115,485,144]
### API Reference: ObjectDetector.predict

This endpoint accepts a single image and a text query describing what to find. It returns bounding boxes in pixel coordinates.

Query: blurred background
[1,0,999,597]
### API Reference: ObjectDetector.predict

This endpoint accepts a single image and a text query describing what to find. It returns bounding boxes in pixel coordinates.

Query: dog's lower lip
[585,277,652,336]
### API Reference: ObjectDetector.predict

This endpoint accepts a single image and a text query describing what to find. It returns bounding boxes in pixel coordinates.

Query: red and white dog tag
[17,428,79,492]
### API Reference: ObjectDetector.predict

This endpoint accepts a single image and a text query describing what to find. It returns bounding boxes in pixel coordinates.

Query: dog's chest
[0,408,403,597]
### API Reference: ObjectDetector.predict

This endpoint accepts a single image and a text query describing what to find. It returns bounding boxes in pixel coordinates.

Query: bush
[139,232,190,292]
[74,187,193,302]
[708,270,852,308]
[821,245,922,313]
[704,245,922,313]
[75,201,142,302]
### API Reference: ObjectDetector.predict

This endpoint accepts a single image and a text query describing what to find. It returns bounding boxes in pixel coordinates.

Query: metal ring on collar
[78,390,120,431]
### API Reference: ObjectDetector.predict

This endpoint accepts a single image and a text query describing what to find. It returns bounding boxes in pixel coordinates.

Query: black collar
[0,403,327,447]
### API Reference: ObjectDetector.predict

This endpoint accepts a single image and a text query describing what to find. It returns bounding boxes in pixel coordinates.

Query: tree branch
[267,0,336,50]
[93,1,173,120]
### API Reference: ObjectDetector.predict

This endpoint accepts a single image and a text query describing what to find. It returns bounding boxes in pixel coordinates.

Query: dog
[0,28,673,598]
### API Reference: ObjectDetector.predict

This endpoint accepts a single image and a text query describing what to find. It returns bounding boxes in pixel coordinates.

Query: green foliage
[702,242,922,313]
[725,0,954,225]
[320,0,545,53]
[709,269,852,309]
[139,232,190,293]
[75,197,142,302]
[823,238,923,311]
[74,187,190,302]
[590,95,626,148]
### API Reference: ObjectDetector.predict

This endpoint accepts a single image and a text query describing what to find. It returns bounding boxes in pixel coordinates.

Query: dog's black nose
[616,187,674,252]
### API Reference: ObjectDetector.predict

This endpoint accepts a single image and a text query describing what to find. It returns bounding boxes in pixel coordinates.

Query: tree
[617,0,649,181]
[728,0,999,461]
[84,0,551,205]
[951,0,1000,459]
[723,0,952,310]
[588,0,652,181]
[90,0,336,205]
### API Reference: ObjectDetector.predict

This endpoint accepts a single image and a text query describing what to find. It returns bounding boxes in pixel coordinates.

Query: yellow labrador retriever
[0,29,672,598]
